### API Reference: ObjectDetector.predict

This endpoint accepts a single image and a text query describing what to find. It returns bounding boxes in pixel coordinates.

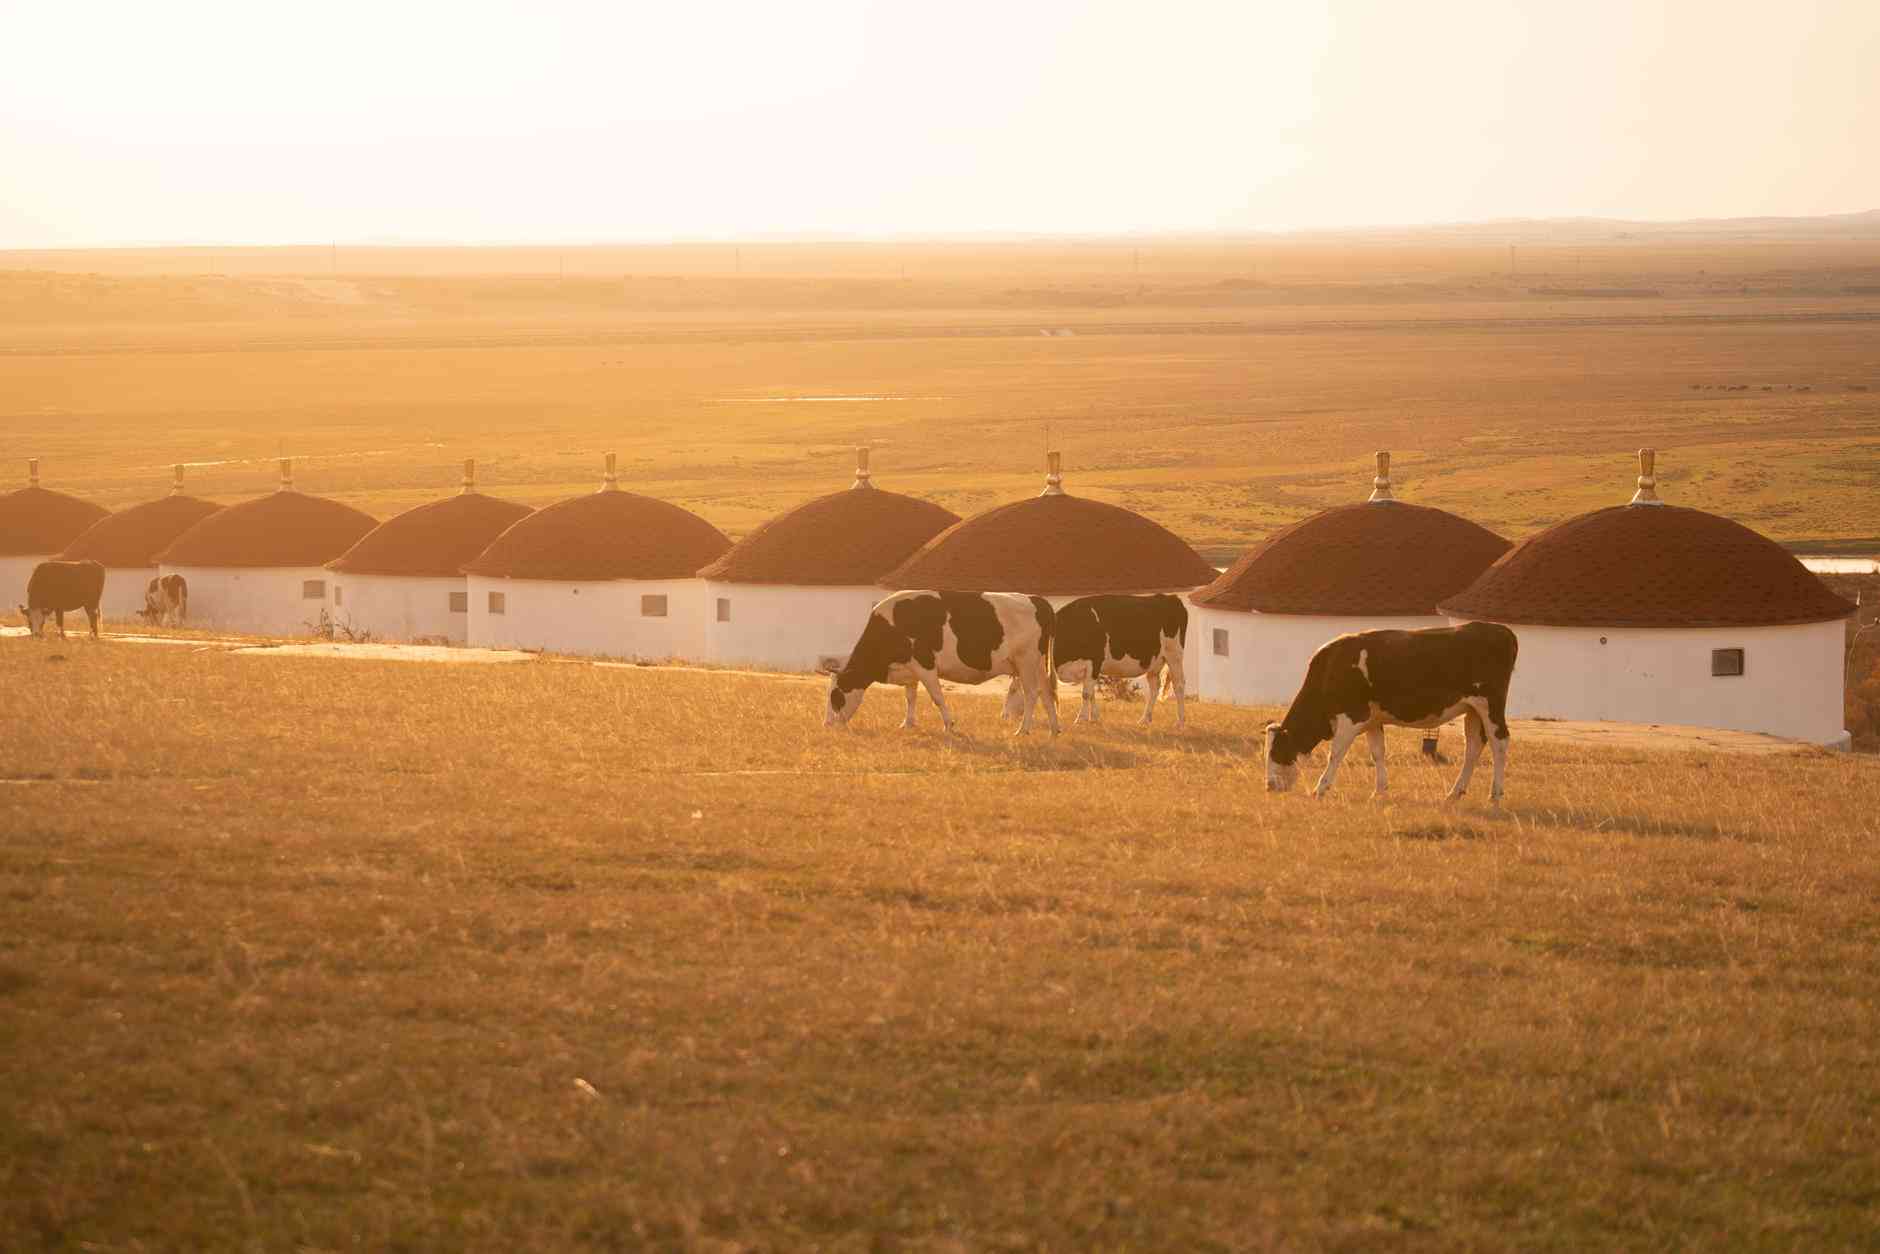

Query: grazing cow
[137,573,189,626]
[18,560,105,640]
[824,591,1060,735]
[1264,621,1518,803]
[1006,593,1188,728]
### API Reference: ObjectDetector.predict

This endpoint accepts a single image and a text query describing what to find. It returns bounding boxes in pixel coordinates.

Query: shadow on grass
[1514,806,1767,844]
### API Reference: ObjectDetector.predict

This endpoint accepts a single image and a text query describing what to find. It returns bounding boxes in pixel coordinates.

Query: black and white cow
[137,573,188,626]
[1006,593,1188,728]
[1264,621,1517,803]
[19,560,105,639]
[825,591,1060,735]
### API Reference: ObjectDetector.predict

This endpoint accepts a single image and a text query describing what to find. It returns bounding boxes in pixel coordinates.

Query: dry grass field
[4,236,1879,558]
[5,637,1880,1249]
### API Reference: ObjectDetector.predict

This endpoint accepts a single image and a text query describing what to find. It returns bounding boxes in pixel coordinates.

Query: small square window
[448,591,468,614]
[1711,647,1745,677]
[1212,627,1229,657]
[716,597,731,623]
[302,579,326,600]
[488,591,506,615]
[641,594,669,618]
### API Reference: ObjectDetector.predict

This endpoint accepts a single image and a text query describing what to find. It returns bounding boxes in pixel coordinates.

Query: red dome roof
[1192,501,1510,616]
[465,488,730,581]
[1440,504,1853,628]
[59,495,223,567]
[158,491,378,568]
[0,486,110,557]
[882,493,1216,596]
[329,492,532,577]
[698,485,959,585]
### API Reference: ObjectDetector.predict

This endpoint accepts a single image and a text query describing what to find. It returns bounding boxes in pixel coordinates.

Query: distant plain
[4,236,1878,560]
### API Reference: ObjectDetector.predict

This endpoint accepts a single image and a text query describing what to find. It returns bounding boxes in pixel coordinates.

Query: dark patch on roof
[882,494,1216,596]
[0,486,110,557]
[1192,501,1510,616]
[464,489,730,581]
[1440,504,1854,628]
[58,495,222,567]
[157,491,378,569]
[329,492,533,577]
[698,487,959,585]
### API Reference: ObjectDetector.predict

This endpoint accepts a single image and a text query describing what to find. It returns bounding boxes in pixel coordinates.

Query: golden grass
[3,238,1878,558]
[4,638,1880,1249]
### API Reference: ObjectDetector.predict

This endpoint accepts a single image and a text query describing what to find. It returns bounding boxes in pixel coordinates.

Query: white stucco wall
[466,576,710,659]
[1449,616,1849,745]
[326,573,468,644]
[99,566,159,620]
[157,564,335,637]
[703,582,884,672]
[1192,607,1449,707]
[1,554,51,614]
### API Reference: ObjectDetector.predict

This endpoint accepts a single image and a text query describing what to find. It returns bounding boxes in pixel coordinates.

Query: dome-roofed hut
[156,459,377,636]
[1191,452,1511,705]
[463,453,731,658]
[1,459,110,612]
[325,460,531,643]
[57,465,222,621]
[699,448,960,671]
[883,452,1217,598]
[1442,448,1854,745]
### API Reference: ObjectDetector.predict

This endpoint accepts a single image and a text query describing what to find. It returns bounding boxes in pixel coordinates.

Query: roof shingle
[1439,504,1853,628]
[59,495,223,567]
[158,491,378,568]
[0,486,111,557]
[698,486,958,585]
[464,489,730,581]
[330,492,533,577]
[883,493,1216,596]
[1192,501,1510,616]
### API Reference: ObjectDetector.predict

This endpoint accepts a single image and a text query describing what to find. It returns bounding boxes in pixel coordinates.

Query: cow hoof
[1371,790,1388,802]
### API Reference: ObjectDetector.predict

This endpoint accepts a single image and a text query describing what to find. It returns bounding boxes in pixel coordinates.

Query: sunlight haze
[2,0,1875,247]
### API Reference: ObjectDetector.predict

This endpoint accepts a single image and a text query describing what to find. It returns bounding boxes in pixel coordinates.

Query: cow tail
[1030,596,1055,692]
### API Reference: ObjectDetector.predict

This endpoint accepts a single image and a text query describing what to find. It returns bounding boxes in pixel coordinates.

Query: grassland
[3,237,1879,559]
[4,638,1880,1249]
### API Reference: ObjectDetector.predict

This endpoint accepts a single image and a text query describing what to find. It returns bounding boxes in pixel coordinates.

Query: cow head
[1264,722,1301,792]
[824,672,865,728]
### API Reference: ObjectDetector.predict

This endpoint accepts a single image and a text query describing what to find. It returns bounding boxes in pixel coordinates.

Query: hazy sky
[1,0,1875,247]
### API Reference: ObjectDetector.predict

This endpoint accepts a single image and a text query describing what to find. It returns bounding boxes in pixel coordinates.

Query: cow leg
[1167,654,1187,729]
[1312,716,1364,798]
[1488,728,1509,806]
[901,684,919,729]
[1367,724,1388,798]
[1447,711,1486,800]
[1009,661,1041,736]
[1082,665,1098,724]
[54,610,67,639]
[86,605,99,639]
[1036,654,1061,736]
[1140,662,1161,726]
[917,669,959,734]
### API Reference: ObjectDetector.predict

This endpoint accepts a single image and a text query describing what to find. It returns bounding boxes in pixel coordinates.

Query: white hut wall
[1193,608,1449,706]
[329,574,468,643]
[158,565,337,636]
[1452,617,1848,745]
[704,582,884,671]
